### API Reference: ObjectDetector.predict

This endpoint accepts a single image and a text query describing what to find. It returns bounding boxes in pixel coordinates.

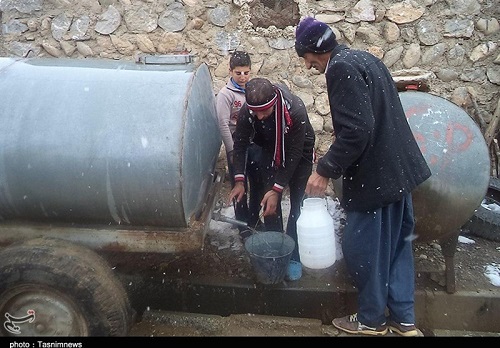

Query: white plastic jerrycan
[296,197,336,269]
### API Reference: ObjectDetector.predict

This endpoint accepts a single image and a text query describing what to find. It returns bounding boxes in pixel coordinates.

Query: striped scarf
[273,88,293,168]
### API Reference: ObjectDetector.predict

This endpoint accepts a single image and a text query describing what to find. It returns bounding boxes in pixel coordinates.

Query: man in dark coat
[295,17,431,336]
[228,77,315,281]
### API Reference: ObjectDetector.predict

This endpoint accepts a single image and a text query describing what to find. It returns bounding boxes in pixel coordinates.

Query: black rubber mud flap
[0,237,134,336]
[461,176,500,242]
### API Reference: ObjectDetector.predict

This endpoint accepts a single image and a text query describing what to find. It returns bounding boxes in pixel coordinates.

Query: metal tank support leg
[438,232,459,294]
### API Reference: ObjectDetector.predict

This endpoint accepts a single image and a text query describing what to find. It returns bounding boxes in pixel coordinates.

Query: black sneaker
[387,321,419,337]
[332,313,388,336]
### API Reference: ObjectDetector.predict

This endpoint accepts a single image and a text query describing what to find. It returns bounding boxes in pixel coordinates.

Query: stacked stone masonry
[0,0,499,159]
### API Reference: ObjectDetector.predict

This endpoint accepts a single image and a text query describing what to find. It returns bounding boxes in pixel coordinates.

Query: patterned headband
[247,93,277,111]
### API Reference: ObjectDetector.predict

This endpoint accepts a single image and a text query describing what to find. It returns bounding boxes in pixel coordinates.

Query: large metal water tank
[0,57,221,228]
[401,91,490,242]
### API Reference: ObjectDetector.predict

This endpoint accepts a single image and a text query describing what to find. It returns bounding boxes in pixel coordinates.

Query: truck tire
[0,237,134,336]
[461,176,500,242]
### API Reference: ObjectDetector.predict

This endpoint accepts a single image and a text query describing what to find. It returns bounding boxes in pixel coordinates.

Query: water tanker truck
[0,56,223,336]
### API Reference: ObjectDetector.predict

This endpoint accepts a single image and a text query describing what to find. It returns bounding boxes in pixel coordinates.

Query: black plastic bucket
[244,232,295,285]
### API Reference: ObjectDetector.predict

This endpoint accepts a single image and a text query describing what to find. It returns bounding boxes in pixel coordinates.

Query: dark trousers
[342,193,416,327]
[255,152,313,262]
[228,143,263,232]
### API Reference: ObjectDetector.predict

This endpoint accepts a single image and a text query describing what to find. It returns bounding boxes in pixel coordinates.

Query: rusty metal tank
[401,91,490,242]
[0,57,221,228]
[334,91,490,242]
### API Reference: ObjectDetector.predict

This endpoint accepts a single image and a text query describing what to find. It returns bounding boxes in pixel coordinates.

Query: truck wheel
[461,177,500,242]
[0,237,134,336]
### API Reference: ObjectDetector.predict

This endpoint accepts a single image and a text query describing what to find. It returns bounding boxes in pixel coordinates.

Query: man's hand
[227,181,245,205]
[261,190,279,217]
[305,172,330,197]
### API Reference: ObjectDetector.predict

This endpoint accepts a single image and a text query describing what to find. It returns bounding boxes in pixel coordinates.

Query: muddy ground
[122,174,500,336]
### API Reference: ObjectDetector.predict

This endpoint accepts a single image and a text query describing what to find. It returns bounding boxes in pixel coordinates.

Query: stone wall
[1,0,499,159]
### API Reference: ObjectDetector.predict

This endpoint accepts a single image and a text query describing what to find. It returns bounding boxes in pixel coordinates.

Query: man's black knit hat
[295,17,337,57]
